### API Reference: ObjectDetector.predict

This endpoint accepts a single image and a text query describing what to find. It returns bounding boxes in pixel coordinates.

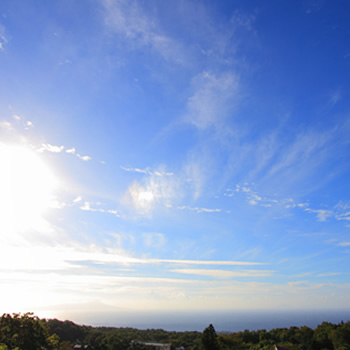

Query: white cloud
[10,114,33,130]
[80,202,95,211]
[248,193,262,206]
[77,154,91,161]
[73,196,82,203]
[121,166,173,177]
[66,147,76,154]
[125,182,156,214]
[184,71,239,130]
[121,166,148,174]
[336,211,350,221]
[123,171,179,215]
[225,183,311,214]
[80,201,119,217]
[107,209,119,215]
[37,143,65,153]
[0,121,12,130]
[176,205,221,214]
[65,147,91,161]
[338,242,350,247]
[0,27,7,52]
[298,203,308,208]
[305,208,334,222]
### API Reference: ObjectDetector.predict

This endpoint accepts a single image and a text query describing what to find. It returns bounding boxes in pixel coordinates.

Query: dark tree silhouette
[201,324,220,350]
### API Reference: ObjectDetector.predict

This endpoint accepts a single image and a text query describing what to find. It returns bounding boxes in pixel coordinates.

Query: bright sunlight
[0,143,57,236]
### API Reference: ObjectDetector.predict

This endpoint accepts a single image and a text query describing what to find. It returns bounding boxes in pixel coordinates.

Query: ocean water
[78,309,350,332]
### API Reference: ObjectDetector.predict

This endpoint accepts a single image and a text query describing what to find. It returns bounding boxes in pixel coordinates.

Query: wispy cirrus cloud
[336,211,350,221]
[305,208,334,222]
[80,201,119,217]
[122,164,224,216]
[224,183,308,210]
[316,272,340,277]
[266,129,333,181]
[0,115,33,133]
[150,259,265,267]
[101,0,187,64]
[0,24,7,52]
[0,121,12,130]
[329,90,342,105]
[142,232,166,249]
[121,166,173,177]
[230,9,256,32]
[123,169,181,215]
[12,114,34,129]
[233,122,347,198]
[176,205,221,214]
[303,201,350,223]
[184,71,239,130]
[171,268,273,279]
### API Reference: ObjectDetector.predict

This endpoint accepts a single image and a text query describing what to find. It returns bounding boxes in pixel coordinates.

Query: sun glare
[0,143,58,235]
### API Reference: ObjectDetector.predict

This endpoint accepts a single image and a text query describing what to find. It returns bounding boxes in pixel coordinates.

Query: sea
[76,309,350,332]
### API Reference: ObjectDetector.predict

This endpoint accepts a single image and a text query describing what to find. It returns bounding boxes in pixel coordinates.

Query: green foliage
[312,322,336,350]
[329,322,350,350]
[2,313,350,350]
[212,321,350,350]
[0,312,58,350]
[58,341,74,350]
[47,319,89,344]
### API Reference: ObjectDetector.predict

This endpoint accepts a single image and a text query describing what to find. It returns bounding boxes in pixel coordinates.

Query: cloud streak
[121,166,173,177]
[0,24,7,52]
[176,205,221,214]
[80,201,119,217]
[35,143,91,161]
[171,268,274,279]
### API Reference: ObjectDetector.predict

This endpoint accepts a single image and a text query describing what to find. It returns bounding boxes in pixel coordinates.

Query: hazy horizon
[27,309,350,333]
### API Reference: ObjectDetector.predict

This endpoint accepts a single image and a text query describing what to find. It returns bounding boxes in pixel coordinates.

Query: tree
[0,312,59,350]
[331,322,350,350]
[201,324,220,350]
[313,322,336,350]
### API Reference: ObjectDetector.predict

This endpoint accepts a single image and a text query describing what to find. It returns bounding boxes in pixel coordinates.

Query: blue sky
[1,0,350,326]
